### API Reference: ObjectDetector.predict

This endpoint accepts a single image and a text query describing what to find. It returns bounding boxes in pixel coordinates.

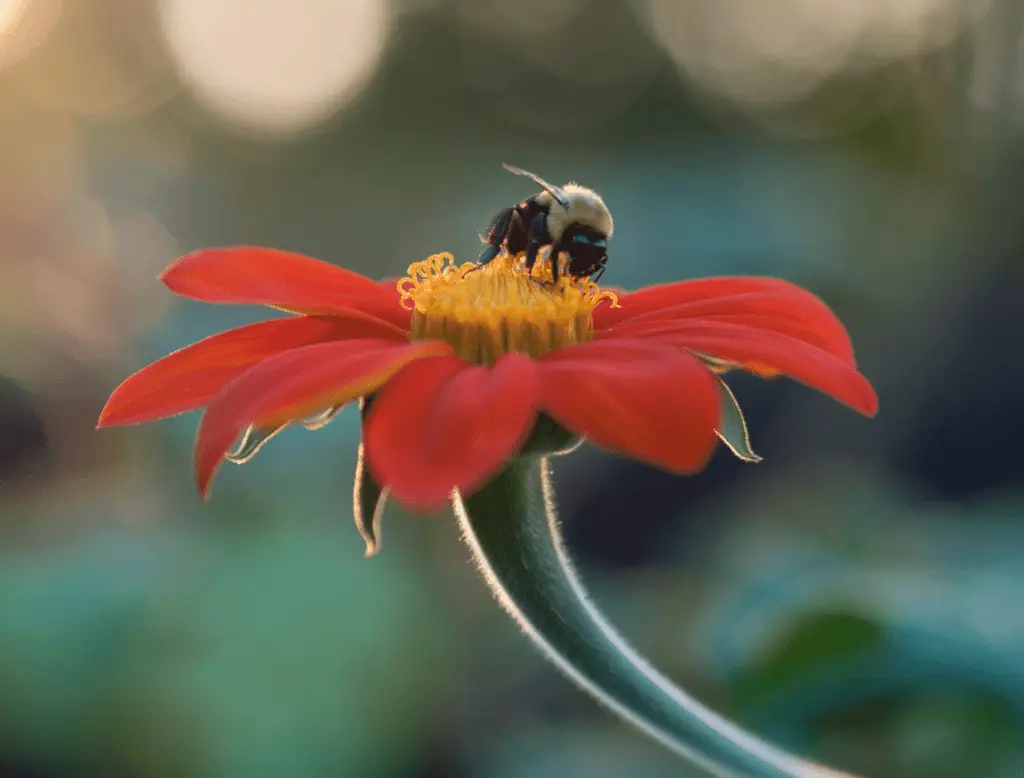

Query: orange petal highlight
[538,340,721,474]
[618,321,878,416]
[162,247,409,328]
[364,353,540,513]
[98,313,405,428]
[194,338,453,498]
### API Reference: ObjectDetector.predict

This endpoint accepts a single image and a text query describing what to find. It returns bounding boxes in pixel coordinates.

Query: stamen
[398,252,618,363]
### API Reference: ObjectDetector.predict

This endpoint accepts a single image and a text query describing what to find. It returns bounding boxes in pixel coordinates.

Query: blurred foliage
[0,511,453,777]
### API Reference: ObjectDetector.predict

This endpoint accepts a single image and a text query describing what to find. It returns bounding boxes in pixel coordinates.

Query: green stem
[454,458,861,778]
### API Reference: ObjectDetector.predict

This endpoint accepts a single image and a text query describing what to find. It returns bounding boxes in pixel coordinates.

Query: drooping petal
[537,340,721,474]
[602,290,855,365]
[98,314,404,428]
[364,353,540,513]
[162,247,410,328]
[614,320,878,417]
[194,339,453,498]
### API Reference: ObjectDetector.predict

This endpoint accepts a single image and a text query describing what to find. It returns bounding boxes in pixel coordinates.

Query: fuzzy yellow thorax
[398,252,618,363]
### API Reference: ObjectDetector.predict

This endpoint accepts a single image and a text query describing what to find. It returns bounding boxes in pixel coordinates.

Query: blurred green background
[1,0,1023,776]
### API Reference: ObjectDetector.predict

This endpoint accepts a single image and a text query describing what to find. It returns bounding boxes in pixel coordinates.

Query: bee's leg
[548,245,563,284]
[478,245,501,265]
[524,241,541,275]
[524,212,552,279]
[479,207,514,265]
[589,265,606,284]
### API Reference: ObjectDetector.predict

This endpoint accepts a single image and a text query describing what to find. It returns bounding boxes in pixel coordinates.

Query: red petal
[364,353,540,512]
[98,313,406,428]
[602,289,855,365]
[363,278,413,331]
[612,320,878,416]
[194,339,452,498]
[162,247,409,329]
[537,340,720,474]
[595,276,842,332]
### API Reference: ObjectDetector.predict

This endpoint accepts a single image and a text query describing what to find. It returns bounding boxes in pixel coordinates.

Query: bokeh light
[639,0,969,108]
[0,0,62,73]
[159,0,392,135]
[19,0,178,119]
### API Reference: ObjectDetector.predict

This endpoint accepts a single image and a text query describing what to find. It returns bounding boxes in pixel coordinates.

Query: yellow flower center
[398,252,618,363]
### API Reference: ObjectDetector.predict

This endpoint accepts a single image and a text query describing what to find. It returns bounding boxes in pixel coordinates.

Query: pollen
[398,252,618,363]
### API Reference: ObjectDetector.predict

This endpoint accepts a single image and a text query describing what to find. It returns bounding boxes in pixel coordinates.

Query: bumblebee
[479,164,613,283]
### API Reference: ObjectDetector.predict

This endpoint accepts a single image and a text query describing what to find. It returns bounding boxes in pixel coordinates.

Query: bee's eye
[571,234,607,247]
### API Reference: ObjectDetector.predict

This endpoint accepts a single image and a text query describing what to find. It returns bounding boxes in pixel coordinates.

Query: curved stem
[454,458,861,778]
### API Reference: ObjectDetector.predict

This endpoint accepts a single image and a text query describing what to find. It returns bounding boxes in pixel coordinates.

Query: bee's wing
[502,163,571,209]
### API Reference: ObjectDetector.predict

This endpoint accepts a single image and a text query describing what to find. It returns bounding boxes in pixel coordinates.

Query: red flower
[99,247,877,517]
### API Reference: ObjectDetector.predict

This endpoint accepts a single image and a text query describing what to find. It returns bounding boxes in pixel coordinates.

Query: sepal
[353,443,388,558]
[354,396,388,557]
[225,423,288,464]
[715,379,761,463]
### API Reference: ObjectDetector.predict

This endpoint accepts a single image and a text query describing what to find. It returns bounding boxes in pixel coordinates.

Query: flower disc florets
[399,252,618,363]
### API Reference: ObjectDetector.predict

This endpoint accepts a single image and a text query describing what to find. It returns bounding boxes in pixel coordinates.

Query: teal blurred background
[1,0,1023,776]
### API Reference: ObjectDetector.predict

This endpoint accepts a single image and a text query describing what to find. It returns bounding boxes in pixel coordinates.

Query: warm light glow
[641,0,869,106]
[0,0,62,73]
[159,0,391,134]
[0,0,18,29]
[20,0,177,119]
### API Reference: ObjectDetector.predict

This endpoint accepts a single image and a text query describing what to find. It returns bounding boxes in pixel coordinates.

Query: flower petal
[363,278,413,331]
[162,247,409,328]
[602,290,855,365]
[615,320,878,417]
[364,353,540,513]
[595,276,845,333]
[194,338,452,498]
[537,340,721,474]
[98,313,405,428]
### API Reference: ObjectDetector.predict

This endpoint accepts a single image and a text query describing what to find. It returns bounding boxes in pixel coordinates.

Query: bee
[478,164,613,283]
